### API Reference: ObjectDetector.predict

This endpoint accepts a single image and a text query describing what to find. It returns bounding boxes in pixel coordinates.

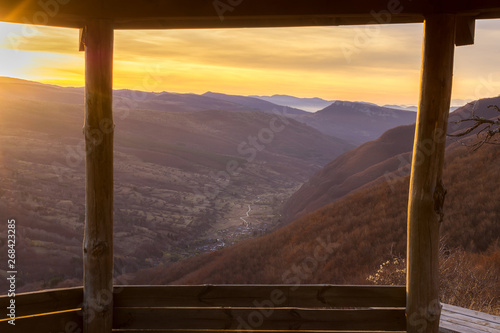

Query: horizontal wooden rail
[2,310,83,332]
[111,331,407,333]
[0,285,406,332]
[114,285,406,308]
[113,308,406,331]
[0,286,83,318]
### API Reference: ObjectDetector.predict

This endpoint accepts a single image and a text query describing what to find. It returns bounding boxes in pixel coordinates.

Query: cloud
[1,19,499,105]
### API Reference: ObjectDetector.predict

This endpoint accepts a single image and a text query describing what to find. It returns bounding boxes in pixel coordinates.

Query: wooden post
[406,14,456,333]
[83,19,114,333]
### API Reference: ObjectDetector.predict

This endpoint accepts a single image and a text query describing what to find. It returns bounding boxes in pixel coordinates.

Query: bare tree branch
[448,105,500,150]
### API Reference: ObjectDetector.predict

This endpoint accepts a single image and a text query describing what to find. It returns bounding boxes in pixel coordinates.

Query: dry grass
[368,243,500,316]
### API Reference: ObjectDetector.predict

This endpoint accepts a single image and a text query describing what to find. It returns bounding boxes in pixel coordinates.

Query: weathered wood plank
[1,310,83,333]
[442,304,500,325]
[83,19,114,333]
[0,0,500,29]
[440,314,499,333]
[0,287,83,319]
[114,285,406,308]
[440,321,489,333]
[407,14,456,333]
[111,331,407,333]
[441,312,500,332]
[113,308,406,331]
[440,304,500,333]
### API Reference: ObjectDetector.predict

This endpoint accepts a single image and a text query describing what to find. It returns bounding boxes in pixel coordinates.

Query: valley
[0,78,352,290]
[0,77,497,315]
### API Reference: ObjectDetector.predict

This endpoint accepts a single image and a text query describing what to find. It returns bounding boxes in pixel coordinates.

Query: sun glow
[1,19,500,105]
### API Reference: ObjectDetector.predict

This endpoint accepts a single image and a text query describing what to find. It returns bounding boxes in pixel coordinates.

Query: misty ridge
[0,77,498,315]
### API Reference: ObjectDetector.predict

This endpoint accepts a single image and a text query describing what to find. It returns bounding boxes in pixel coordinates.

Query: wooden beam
[407,14,456,333]
[0,287,83,319]
[114,285,406,308]
[455,16,476,46]
[113,308,406,331]
[1,311,83,332]
[83,19,114,333]
[79,27,86,52]
[0,0,499,29]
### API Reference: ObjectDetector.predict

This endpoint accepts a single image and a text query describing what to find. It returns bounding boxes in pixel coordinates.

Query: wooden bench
[440,303,500,333]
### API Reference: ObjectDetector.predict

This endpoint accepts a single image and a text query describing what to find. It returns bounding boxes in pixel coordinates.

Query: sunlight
[0,19,499,105]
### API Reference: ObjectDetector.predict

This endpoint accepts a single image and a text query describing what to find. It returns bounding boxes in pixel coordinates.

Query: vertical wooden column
[407,14,456,333]
[83,19,114,333]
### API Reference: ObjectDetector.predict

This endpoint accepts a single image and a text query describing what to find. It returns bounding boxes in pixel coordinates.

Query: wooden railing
[0,285,406,332]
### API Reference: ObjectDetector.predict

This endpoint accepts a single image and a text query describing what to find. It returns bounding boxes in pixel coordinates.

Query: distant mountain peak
[250,94,335,113]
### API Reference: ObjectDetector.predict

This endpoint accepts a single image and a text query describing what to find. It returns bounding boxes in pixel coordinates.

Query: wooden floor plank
[440,303,500,333]
[440,320,485,333]
[442,304,500,325]
[441,312,500,333]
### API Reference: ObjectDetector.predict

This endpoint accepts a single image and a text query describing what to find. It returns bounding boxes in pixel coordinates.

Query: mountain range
[0,77,353,291]
[128,98,500,293]
[283,96,500,223]
[0,77,417,146]
[0,77,497,306]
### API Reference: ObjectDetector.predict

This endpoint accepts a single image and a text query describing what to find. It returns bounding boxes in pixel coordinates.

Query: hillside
[0,77,417,147]
[293,101,417,145]
[283,124,416,222]
[205,91,418,145]
[129,139,500,289]
[283,96,500,223]
[203,92,308,115]
[0,78,352,291]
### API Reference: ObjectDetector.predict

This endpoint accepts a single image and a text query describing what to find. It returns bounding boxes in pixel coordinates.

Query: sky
[1,19,500,106]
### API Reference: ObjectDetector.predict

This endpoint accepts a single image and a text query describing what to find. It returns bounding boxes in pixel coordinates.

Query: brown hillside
[294,101,416,145]
[283,96,500,224]
[0,78,354,292]
[130,143,500,286]
[282,124,416,223]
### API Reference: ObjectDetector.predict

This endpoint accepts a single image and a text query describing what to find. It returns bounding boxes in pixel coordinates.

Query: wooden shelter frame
[1,1,500,332]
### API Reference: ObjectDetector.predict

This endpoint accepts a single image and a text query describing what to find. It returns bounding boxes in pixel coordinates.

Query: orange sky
[1,20,500,106]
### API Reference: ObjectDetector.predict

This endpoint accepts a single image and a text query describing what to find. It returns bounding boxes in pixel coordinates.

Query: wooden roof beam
[455,16,476,46]
[0,0,499,29]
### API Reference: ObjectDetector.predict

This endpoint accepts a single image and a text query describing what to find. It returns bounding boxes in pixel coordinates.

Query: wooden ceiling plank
[0,0,498,29]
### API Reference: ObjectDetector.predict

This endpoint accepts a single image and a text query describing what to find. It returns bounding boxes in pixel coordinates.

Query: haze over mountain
[203,91,417,145]
[251,94,335,112]
[383,104,418,112]
[203,92,308,115]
